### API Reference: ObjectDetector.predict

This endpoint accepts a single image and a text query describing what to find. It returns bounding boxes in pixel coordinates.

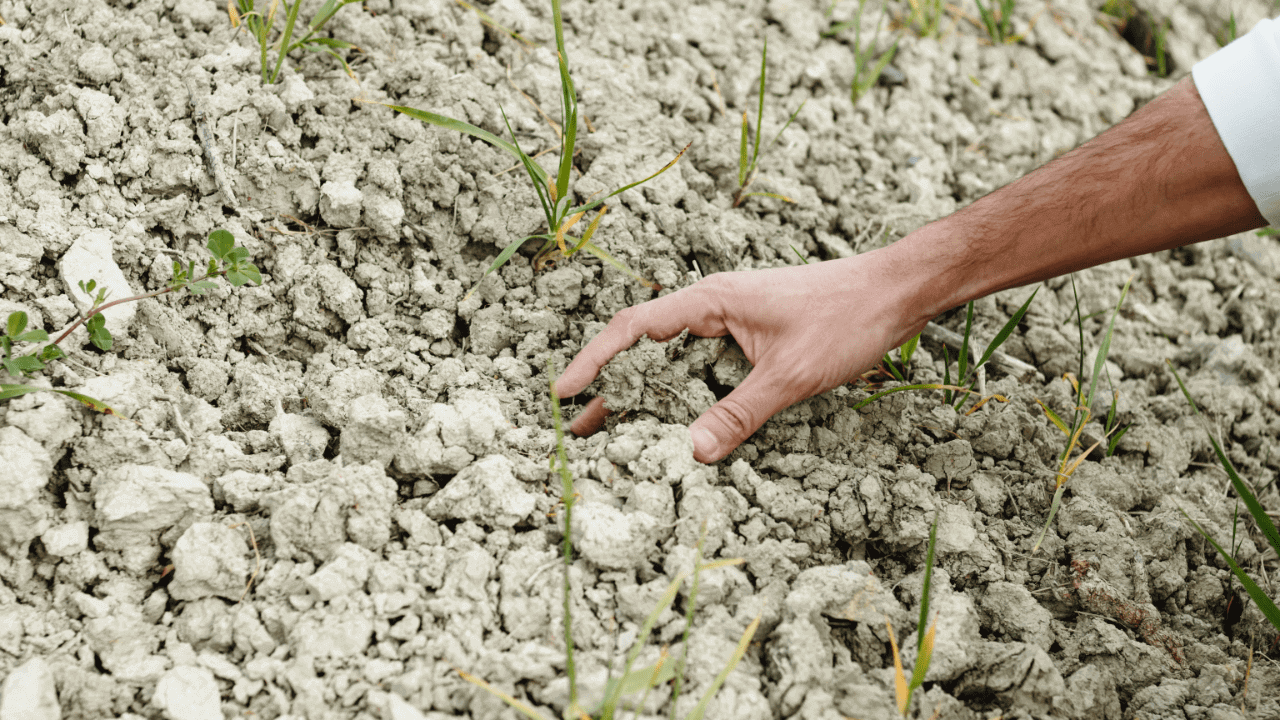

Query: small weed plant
[1168,362,1280,637]
[2,230,261,413]
[852,286,1039,412]
[734,40,806,207]
[974,0,1018,44]
[380,0,687,300]
[904,0,945,38]
[228,0,361,85]
[1031,275,1132,552]
[885,513,939,716]
[824,1,899,105]
[462,371,760,719]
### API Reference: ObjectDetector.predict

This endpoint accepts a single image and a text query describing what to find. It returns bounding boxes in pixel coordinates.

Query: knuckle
[711,397,757,440]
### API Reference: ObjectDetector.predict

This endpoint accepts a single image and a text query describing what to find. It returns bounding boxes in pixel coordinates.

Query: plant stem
[51,271,225,347]
[549,368,578,711]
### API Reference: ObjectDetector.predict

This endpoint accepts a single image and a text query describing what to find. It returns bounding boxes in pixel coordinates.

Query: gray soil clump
[1,0,1280,718]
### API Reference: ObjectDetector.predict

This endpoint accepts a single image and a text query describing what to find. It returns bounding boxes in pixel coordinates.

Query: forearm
[891,76,1265,322]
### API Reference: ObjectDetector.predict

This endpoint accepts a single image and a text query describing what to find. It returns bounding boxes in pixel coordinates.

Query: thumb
[688,370,797,464]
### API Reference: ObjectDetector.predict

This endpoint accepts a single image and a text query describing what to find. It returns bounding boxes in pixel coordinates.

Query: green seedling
[905,0,944,37]
[1031,275,1132,553]
[852,286,1039,411]
[734,40,805,207]
[1256,227,1280,237]
[885,513,938,717]
[974,0,1018,44]
[462,371,760,719]
[229,0,361,86]
[824,1,898,105]
[1,229,261,415]
[1218,11,1238,47]
[1169,361,1280,635]
[1153,16,1170,77]
[382,0,687,301]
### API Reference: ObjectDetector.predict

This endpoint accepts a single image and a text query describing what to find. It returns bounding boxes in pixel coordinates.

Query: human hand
[553,245,931,463]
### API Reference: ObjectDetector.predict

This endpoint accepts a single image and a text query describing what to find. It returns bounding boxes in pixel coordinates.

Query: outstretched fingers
[554,281,729,398]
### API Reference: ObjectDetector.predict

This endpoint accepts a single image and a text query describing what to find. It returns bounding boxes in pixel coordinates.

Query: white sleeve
[1192,17,1280,226]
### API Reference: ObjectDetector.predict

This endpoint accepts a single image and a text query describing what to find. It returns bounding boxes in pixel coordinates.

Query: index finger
[554,282,728,397]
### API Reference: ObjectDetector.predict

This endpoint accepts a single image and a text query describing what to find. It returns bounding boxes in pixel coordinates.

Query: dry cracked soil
[2,0,1280,718]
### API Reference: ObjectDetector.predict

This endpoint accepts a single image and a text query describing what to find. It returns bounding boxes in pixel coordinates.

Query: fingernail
[691,427,718,460]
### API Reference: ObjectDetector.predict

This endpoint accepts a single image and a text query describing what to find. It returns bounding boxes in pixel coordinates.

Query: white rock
[152,666,222,720]
[269,412,330,464]
[0,656,59,720]
[61,229,137,340]
[305,543,373,601]
[93,464,213,573]
[572,501,660,570]
[0,426,53,557]
[426,455,535,528]
[384,692,428,720]
[320,180,363,227]
[214,470,274,513]
[339,394,407,468]
[41,521,89,557]
[170,522,250,601]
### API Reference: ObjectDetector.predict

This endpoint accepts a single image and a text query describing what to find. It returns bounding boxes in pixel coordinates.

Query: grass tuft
[825,1,899,105]
[230,0,362,85]
[974,0,1018,44]
[1168,362,1280,635]
[733,40,806,207]
[383,0,686,299]
[1031,275,1132,553]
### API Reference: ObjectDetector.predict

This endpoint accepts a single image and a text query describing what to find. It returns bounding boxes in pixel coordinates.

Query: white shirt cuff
[1193,17,1280,226]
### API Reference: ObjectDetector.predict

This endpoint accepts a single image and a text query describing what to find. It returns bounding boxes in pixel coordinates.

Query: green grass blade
[571,143,691,216]
[681,616,760,720]
[1084,276,1132,412]
[1167,362,1280,558]
[549,365,578,710]
[790,245,809,265]
[383,104,544,181]
[578,241,659,290]
[1182,510,1280,632]
[751,39,767,176]
[1031,483,1067,553]
[956,301,974,387]
[602,570,691,714]
[737,113,750,187]
[851,383,975,411]
[1034,398,1070,436]
[740,191,794,203]
[882,355,906,383]
[975,285,1039,369]
[1106,425,1130,456]
[0,384,118,415]
[500,108,554,223]
[269,0,304,83]
[942,345,952,404]
[465,234,550,301]
[916,512,938,649]
[459,670,551,720]
[900,333,920,368]
[761,99,806,159]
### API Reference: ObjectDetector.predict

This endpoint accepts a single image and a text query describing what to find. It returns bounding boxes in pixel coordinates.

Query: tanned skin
[554,77,1266,463]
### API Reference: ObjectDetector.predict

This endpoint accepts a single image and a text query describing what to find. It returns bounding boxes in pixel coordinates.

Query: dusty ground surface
[2,0,1280,717]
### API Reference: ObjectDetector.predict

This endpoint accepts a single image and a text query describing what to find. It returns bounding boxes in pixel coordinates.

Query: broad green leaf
[15,329,48,344]
[240,264,263,286]
[86,314,112,352]
[38,345,65,362]
[207,229,236,260]
[976,285,1040,369]
[188,281,219,295]
[9,354,43,374]
[0,384,119,415]
[6,311,27,338]
[226,270,250,287]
